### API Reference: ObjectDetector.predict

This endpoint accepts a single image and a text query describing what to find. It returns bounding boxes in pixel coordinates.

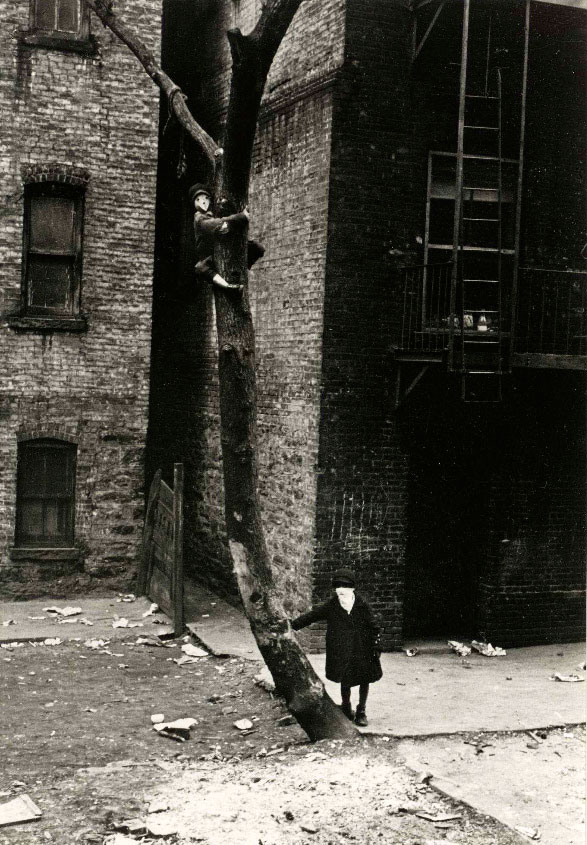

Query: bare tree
[85,0,357,741]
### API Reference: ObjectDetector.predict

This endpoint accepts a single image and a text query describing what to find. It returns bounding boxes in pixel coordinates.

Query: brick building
[0,0,161,597]
[150,0,586,648]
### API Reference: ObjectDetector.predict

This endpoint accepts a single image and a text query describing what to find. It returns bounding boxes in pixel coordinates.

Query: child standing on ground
[291,568,383,726]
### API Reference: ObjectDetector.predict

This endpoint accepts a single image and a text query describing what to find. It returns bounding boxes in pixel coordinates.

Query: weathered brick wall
[0,1,161,597]
[478,371,586,647]
[309,0,417,650]
[149,0,346,614]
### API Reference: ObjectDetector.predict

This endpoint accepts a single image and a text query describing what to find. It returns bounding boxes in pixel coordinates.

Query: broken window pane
[28,256,72,311]
[35,0,57,30]
[30,195,75,254]
[57,0,79,33]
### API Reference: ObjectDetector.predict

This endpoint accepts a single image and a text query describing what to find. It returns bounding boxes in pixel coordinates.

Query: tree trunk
[85,0,357,741]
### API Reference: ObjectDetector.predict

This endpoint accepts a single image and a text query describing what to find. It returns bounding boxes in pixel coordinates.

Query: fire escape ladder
[459,68,504,403]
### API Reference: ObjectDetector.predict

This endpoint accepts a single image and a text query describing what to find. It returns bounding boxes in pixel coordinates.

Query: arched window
[16,439,76,547]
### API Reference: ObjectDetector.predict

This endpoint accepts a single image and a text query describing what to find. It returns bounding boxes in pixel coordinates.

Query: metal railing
[400,262,452,352]
[515,268,587,356]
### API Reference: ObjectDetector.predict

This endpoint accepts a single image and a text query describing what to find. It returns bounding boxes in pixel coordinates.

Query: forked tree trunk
[86,0,357,741]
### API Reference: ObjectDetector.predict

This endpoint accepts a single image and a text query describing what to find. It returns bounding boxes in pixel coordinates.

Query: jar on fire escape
[477,312,488,332]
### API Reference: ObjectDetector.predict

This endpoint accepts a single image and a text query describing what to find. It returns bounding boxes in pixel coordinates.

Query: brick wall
[150,0,585,649]
[149,0,346,613]
[309,0,416,650]
[0,0,161,597]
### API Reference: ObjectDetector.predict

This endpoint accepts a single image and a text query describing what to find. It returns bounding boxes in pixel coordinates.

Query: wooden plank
[172,463,185,635]
[136,469,161,596]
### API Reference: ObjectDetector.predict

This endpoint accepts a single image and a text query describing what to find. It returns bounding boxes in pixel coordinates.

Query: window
[22,183,84,316]
[33,0,86,37]
[16,439,76,548]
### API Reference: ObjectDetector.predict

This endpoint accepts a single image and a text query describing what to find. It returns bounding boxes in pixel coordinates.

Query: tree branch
[252,0,307,72]
[219,0,304,204]
[84,0,220,168]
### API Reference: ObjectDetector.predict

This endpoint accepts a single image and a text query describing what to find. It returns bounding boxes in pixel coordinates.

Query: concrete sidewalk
[183,584,586,736]
[0,595,173,643]
[2,586,585,736]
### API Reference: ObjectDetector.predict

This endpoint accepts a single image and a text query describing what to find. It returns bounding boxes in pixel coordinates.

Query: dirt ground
[0,636,562,844]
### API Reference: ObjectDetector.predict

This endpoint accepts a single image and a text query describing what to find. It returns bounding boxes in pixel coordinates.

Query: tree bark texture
[86,0,357,741]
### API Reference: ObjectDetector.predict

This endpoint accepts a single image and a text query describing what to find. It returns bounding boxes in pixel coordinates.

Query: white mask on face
[336,587,355,613]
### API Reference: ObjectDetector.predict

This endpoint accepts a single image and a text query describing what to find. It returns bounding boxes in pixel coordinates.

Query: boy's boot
[340,701,355,721]
[354,708,368,727]
[340,686,354,721]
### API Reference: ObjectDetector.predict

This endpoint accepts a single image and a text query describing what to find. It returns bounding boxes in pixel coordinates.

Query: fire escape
[394,0,587,406]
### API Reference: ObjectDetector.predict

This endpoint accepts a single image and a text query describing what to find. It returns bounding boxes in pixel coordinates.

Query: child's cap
[332,568,356,588]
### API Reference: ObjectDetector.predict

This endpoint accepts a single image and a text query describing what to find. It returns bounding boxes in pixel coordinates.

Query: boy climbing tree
[190,183,265,292]
[85,0,358,741]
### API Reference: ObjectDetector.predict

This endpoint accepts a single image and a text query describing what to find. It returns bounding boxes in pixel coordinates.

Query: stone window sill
[10,548,81,562]
[18,31,97,57]
[6,314,88,333]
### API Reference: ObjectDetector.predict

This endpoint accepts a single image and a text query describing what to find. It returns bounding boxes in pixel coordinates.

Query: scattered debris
[526,730,544,744]
[405,648,419,657]
[112,618,143,629]
[103,835,137,845]
[300,824,318,834]
[135,635,174,648]
[112,819,146,836]
[448,640,471,657]
[146,815,178,837]
[173,655,200,666]
[147,799,169,814]
[80,618,94,626]
[0,794,42,827]
[153,717,198,741]
[43,606,82,617]
[234,719,254,731]
[1,642,24,650]
[254,670,275,692]
[43,638,62,646]
[142,602,159,618]
[2,620,16,627]
[514,825,541,840]
[277,715,296,727]
[84,639,110,650]
[576,661,586,671]
[28,616,46,621]
[181,643,208,658]
[151,714,165,724]
[415,811,462,823]
[116,594,137,603]
[471,640,506,657]
[550,672,584,683]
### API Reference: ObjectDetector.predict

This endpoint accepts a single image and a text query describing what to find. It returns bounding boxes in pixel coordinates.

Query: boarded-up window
[16,440,76,547]
[24,185,84,315]
[34,0,81,34]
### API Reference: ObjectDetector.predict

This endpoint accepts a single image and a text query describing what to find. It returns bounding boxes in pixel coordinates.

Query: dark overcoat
[292,594,383,687]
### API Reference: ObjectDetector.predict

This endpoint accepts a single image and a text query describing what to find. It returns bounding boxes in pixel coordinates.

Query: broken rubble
[550,672,584,683]
[0,794,42,827]
[181,643,208,658]
[448,640,471,657]
[234,719,254,731]
[471,640,506,657]
[142,602,159,618]
[112,618,143,629]
[43,606,82,617]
